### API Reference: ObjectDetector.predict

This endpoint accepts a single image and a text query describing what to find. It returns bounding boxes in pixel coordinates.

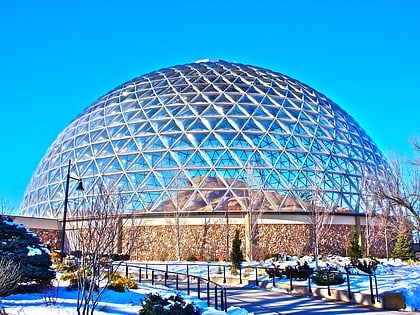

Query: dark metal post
[346,270,352,300]
[308,270,311,293]
[214,286,218,309]
[221,288,224,311]
[224,288,228,311]
[223,265,226,283]
[207,282,210,307]
[197,278,201,299]
[289,270,293,291]
[239,266,242,285]
[369,275,374,304]
[327,270,331,296]
[60,160,72,264]
[125,264,129,277]
[139,267,142,283]
[255,266,258,286]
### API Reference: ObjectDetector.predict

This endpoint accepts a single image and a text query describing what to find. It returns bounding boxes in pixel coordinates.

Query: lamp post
[60,159,84,263]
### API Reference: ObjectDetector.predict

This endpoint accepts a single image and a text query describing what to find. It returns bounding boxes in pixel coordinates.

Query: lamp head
[76,180,84,192]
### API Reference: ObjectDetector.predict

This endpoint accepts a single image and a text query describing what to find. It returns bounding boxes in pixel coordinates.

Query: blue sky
[1,0,419,210]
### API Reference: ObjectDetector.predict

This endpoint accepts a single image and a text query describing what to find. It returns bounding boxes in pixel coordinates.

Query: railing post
[289,269,293,291]
[369,275,374,304]
[346,270,352,300]
[208,264,210,281]
[307,270,311,294]
[272,271,276,287]
[326,270,331,296]
[374,275,380,303]
[146,264,148,279]
[207,282,210,307]
[214,286,218,309]
[197,278,201,299]
[176,274,179,290]
[125,263,129,278]
[139,267,142,283]
[220,287,224,311]
[224,288,228,311]
[187,275,190,295]
[151,270,154,286]
[223,265,226,284]
[255,267,258,286]
[164,271,168,287]
[239,266,242,285]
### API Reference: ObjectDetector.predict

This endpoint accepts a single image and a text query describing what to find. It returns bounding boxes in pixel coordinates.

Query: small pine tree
[392,233,415,261]
[230,229,243,272]
[348,228,363,261]
[0,216,54,287]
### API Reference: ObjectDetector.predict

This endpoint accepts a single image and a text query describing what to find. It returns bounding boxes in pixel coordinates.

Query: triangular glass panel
[189,93,208,105]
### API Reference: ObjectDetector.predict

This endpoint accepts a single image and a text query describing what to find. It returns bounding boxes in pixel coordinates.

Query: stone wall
[122,223,375,261]
[21,217,394,260]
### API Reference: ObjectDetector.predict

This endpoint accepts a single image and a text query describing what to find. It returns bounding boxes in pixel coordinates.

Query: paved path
[157,276,406,314]
[225,287,406,315]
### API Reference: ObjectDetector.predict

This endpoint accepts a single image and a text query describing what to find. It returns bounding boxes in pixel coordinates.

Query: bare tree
[165,172,189,261]
[374,148,420,234]
[66,185,127,315]
[306,171,335,270]
[0,197,15,217]
[0,258,22,297]
[242,163,271,261]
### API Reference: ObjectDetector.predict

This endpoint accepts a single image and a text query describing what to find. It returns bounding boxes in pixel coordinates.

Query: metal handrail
[112,261,381,308]
[115,262,228,312]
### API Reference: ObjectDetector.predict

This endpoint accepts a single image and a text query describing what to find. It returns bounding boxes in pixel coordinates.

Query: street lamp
[60,159,84,263]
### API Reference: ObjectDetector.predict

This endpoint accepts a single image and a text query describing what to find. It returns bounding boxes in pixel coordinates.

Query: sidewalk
[226,287,408,315]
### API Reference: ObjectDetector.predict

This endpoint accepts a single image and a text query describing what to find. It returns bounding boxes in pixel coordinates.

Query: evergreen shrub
[139,293,200,315]
[312,269,345,286]
[392,234,416,261]
[108,273,137,292]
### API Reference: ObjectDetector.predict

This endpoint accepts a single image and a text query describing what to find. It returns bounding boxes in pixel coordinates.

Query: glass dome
[20,60,387,218]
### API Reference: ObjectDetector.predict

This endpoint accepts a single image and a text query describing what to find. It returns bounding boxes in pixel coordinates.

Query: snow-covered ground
[1,256,420,314]
[1,280,247,315]
[268,256,420,312]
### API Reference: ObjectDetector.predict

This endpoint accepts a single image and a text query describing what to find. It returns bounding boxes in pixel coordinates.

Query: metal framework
[20,60,388,218]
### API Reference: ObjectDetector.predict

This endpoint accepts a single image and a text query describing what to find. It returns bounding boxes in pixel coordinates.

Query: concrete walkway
[226,287,407,315]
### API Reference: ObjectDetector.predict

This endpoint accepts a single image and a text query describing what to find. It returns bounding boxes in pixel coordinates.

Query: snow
[27,246,42,256]
[1,278,246,315]
[1,257,420,314]
[266,256,420,312]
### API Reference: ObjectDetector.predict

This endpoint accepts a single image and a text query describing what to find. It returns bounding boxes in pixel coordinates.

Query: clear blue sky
[1,0,419,211]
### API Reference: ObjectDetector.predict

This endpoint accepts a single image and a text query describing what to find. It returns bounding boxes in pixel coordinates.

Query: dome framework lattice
[20,60,387,218]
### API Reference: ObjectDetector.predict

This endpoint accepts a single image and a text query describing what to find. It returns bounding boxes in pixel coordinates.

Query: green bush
[392,234,416,261]
[348,229,363,260]
[230,229,243,270]
[0,216,55,285]
[108,272,137,292]
[139,293,200,315]
[60,271,78,289]
[312,269,345,286]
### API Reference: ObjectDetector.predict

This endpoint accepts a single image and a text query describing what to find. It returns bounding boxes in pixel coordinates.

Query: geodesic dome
[20,60,387,218]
